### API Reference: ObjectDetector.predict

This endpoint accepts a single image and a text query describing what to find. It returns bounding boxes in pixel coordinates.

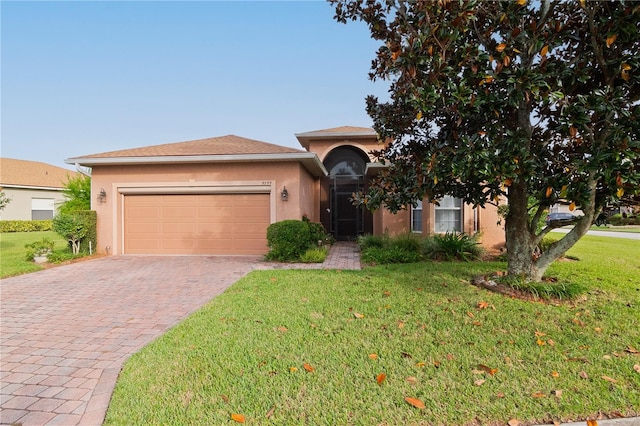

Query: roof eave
[65,153,328,177]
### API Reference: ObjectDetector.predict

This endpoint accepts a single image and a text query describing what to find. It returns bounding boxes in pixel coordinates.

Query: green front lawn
[0,231,67,278]
[106,236,640,425]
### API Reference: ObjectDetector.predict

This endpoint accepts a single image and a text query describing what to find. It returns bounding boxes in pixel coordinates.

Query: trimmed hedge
[608,214,640,226]
[266,220,311,261]
[0,220,53,232]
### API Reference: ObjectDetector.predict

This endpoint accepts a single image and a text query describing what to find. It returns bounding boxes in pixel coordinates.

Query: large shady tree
[332,0,640,281]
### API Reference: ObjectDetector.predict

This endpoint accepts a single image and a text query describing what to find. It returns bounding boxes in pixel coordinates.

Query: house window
[31,198,55,220]
[411,200,423,232]
[435,196,462,232]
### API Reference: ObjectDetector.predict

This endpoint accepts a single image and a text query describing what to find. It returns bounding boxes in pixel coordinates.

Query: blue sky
[1,1,387,169]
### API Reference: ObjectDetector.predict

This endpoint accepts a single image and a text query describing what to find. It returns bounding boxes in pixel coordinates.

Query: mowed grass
[105,236,640,426]
[0,231,67,278]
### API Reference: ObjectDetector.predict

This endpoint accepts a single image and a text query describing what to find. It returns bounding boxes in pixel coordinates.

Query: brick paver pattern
[1,243,360,425]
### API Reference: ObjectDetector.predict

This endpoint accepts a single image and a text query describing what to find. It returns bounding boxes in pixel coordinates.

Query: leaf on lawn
[579,371,589,379]
[406,376,418,385]
[265,405,276,418]
[376,373,386,385]
[276,326,288,333]
[473,321,482,326]
[536,338,546,346]
[474,379,486,386]
[398,321,405,329]
[532,392,546,398]
[478,364,498,375]
[353,312,365,319]
[626,346,639,354]
[416,362,426,367]
[552,389,563,397]
[383,291,391,297]
[433,360,441,368]
[634,364,640,374]
[551,371,559,378]
[508,419,520,426]
[467,311,475,318]
[586,420,598,426]
[402,352,413,359]
[231,413,245,423]
[368,353,378,360]
[496,392,505,398]
[547,339,555,346]
[572,318,585,326]
[303,363,314,372]
[603,355,612,360]
[446,353,454,361]
[289,367,298,372]
[220,394,230,403]
[405,397,426,409]
[594,327,602,333]
[534,330,546,337]
[602,375,617,383]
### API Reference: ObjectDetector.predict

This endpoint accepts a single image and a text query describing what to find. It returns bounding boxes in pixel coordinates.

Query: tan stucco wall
[0,187,66,221]
[91,161,318,255]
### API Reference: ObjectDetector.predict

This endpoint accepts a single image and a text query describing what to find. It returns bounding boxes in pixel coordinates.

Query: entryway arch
[320,146,373,240]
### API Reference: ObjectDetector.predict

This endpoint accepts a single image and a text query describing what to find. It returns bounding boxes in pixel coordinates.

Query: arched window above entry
[323,146,368,177]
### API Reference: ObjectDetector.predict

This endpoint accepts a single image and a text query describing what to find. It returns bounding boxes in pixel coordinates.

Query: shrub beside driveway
[105,236,640,425]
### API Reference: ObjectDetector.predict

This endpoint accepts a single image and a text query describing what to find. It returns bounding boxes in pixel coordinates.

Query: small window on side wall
[435,196,462,233]
[411,200,423,232]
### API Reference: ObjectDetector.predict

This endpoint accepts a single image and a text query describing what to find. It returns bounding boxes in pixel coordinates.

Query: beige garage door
[124,194,270,255]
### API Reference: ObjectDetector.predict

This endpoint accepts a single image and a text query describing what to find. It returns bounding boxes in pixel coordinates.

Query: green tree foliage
[58,174,91,214]
[331,0,640,281]
[53,214,89,254]
[0,190,11,211]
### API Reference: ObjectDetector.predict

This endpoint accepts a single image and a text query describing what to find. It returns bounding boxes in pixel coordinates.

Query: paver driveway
[1,255,261,426]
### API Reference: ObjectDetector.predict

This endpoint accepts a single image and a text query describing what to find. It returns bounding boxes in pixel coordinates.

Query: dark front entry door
[331,178,363,240]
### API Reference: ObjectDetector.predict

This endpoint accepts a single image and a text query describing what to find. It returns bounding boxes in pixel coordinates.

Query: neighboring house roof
[0,158,77,190]
[65,135,328,177]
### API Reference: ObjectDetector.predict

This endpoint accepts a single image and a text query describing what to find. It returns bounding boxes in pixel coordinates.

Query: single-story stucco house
[65,126,505,255]
[0,158,78,221]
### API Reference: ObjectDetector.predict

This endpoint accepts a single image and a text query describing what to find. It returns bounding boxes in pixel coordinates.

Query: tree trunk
[505,181,538,280]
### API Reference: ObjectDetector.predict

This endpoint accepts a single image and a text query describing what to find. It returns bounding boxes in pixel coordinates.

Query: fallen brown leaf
[376,373,386,385]
[276,326,288,333]
[508,419,520,426]
[535,330,547,337]
[579,371,589,379]
[289,367,298,372]
[265,405,275,418]
[634,364,640,373]
[477,364,498,375]
[532,392,546,398]
[496,392,505,398]
[474,379,486,386]
[586,420,598,426]
[368,353,378,360]
[477,301,489,309]
[303,363,314,372]
[552,389,563,397]
[353,312,365,319]
[551,371,559,378]
[404,396,426,409]
[602,375,617,383]
[626,346,639,354]
[467,311,475,318]
[406,376,418,385]
[220,394,230,403]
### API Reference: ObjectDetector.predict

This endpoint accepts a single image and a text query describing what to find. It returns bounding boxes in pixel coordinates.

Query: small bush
[361,246,422,264]
[299,247,329,263]
[499,275,586,300]
[0,220,53,233]
[47,250,83,264]
[390,232,422,252]
[266,220,311,261]
[423,232,482,261]
[302,215,332,246]
[24,237,55,261]
[608,213,640,226]
[357,234,388,250]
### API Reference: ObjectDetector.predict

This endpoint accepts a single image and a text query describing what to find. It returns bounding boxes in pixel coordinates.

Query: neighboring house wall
[0,187,66,220]
[90,161,317,255]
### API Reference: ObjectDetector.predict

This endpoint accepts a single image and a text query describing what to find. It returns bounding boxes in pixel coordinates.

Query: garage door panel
[124,193,269,255]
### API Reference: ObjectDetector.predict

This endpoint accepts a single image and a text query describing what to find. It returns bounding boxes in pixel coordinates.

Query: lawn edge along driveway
[0,256,261,426]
